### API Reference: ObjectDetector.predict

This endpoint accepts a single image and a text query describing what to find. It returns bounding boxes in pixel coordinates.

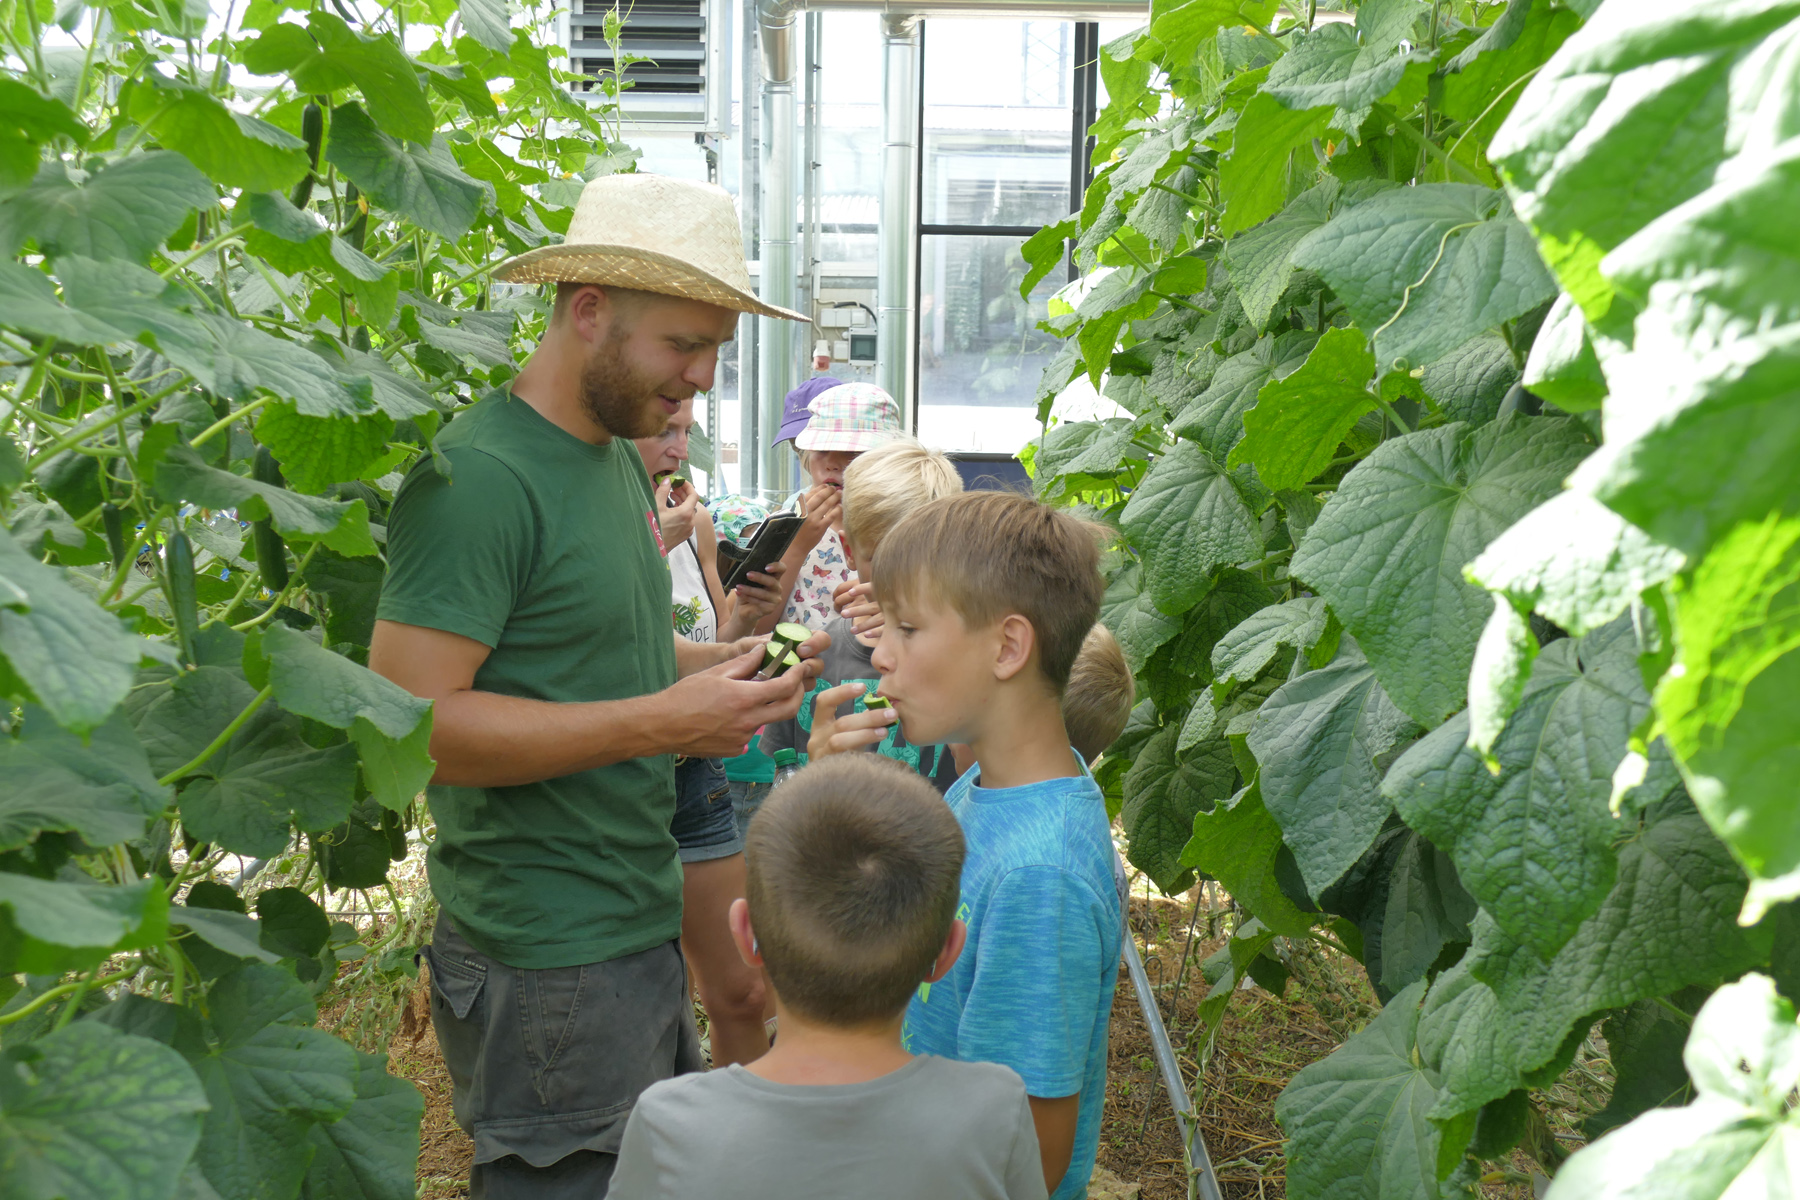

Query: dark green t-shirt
[378,390,681,970]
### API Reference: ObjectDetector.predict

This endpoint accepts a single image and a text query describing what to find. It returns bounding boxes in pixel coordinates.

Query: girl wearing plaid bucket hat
[767,381,906,633]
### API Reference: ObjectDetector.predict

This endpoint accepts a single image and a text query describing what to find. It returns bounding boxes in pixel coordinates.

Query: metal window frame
[910,18,1100,430]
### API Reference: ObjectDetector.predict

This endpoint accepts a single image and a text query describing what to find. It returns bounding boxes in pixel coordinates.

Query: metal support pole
[877,13,920,411]
[740,0,762,495]
[757,0,801,499]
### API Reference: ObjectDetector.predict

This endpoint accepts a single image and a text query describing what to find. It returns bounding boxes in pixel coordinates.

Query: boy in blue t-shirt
[811,490,1120,1200]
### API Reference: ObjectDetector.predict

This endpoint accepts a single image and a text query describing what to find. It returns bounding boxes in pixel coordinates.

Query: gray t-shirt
[609,1054,1048,1200]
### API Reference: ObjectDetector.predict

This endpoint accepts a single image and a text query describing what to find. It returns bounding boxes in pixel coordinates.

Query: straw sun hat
[491,173,808,322]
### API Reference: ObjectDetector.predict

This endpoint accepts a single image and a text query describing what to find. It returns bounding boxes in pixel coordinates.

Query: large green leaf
[1169,330,1317,458]
[1419,797,1773,1121]
[0,153,214,263]
[242,15,434,144]
[200,314,377,418]
[0,1022,207,1200]
[1100,563,1182,672]
[1520,292,1607,411]
[1260,21,1430,133]
[1247,640,1419,897]
[300,1052,423,1200]
[1570,141,1800,559]
[250,624,435,809]
[1291,416,1592,726]
[125,663,255,779]
[1231,325,1376,491]
[1209,596,1336,703]
[0,875,168,976]
[1219,93,1332,237]
[1180,780,1314,936]
[177,700,361,858]
[1377,830,1476,994]
[0,525,149,734]
[1489,2,1795,312]
[1122,721,1238,893]
[1657,513,1800,922]
[324,103,486,241]
[1545,973,1800,1200]
[1275,979,1466,1200]
[0,259,132,347]
[185,964,359,1200]
[1582,999,1694,1140]
[1141,568,1275,710]
[253,405,395,494]
[0,705,169,853]
[1416,333,1519,426]
[1143,0,1277,75]
[1384,616,1649,960]
[1224,177,1339,331]
[1120,441,1262,615]
[459,0,513,54]
[128,73,309,193]
[1292,183,1558,371]
[1466,489,1685,638]
[152,445,378,558]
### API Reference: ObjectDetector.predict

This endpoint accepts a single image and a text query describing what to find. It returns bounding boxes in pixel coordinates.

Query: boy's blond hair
[1064,624,1135,763]
[746,755,965,1026]
[873,491,1104,692]
[841,437,963,554]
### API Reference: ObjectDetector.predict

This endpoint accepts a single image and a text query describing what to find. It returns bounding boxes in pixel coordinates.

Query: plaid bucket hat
[793,382,905,453]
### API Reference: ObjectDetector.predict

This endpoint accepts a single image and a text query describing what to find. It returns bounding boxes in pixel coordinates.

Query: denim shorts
[728,778,773,845]
[423,919,704,1197]
[670,757,742,864]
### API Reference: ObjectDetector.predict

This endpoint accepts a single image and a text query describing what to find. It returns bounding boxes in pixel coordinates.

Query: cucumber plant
[0,0,638,1195]
[1031,0,1800,1193]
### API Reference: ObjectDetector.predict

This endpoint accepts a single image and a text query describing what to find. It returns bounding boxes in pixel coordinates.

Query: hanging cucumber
[251,447,290,593]
[101,503,127,568]
[290,100,323,210]
[166,531,200,668]
[343,181,368,252]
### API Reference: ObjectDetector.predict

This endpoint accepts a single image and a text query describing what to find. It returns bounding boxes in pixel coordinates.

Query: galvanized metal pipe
[878,12,921,412]
[746,0,1147,479]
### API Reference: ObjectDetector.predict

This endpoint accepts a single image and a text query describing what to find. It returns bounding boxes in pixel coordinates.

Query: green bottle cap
[772,748,799,769]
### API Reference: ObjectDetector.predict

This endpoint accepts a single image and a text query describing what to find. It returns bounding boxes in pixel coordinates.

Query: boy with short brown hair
[1065,624,1135,764]
[818,490,1121,1200]
[759,437,963,789]
[609,755,1047,1200]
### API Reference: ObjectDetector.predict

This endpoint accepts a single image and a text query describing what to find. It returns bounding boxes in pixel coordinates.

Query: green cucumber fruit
[863,694,891,710]
[290,101,323,209]
[166,531,200,667]
[101,503,127,568]
[251,447,290,592]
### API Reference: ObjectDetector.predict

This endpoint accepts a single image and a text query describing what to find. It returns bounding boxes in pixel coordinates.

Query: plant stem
[0,963,137,1027]
[1374,395,1414,434]
[1371,103,1484,186]
[190,393,276,448]
[232,541,319,630]
[51,962,106,1031]
[161,222,251,278]
[158,685,274,787]
[22,395,159,472]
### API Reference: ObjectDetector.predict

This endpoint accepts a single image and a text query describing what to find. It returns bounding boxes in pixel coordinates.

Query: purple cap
[776,376,844,446]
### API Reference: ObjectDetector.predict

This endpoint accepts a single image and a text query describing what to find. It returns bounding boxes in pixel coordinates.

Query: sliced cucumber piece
[863,694,891,710]
[773,622,811,644]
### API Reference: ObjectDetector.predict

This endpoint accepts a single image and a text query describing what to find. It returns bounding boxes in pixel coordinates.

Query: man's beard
[578,327,681,439]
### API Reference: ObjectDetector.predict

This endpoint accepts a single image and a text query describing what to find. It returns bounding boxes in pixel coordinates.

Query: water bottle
[772,747,802,787]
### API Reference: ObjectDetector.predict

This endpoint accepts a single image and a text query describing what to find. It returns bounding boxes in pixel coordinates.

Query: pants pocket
[517,962,588,1107]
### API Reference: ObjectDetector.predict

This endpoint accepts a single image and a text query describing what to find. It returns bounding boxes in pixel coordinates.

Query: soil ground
[314,843,1609,1199]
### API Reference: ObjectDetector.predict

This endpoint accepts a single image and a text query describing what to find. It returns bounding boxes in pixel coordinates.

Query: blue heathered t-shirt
[902,756,1122,1200]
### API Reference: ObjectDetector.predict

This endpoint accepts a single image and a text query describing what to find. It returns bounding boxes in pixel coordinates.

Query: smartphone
[717,511,804,593]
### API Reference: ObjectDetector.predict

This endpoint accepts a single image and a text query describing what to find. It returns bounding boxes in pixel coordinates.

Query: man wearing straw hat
[370,174,820,1198]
